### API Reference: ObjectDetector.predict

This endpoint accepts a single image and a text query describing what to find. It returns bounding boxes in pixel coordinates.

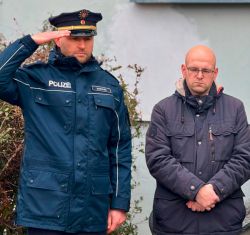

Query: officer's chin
[75,55,90,64]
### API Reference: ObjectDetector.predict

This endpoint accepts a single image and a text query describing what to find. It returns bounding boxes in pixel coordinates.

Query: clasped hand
[186,184,220,212]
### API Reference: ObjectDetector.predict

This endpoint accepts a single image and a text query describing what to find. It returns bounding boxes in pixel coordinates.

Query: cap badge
[79,9,89,19]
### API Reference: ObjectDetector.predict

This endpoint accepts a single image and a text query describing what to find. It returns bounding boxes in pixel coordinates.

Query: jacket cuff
[208,180,226,201]
[20,35,39,52]
[110,196,130,212]
[185,180,205,201]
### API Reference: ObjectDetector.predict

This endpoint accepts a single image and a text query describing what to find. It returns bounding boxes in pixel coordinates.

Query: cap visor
[70,30,97,37]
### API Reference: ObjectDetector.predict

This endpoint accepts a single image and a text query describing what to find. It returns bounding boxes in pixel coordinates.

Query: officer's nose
[78,39,86,49]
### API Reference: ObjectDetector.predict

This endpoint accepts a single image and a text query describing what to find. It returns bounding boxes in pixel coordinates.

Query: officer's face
[181,46,218,96]
[55,35,94,63]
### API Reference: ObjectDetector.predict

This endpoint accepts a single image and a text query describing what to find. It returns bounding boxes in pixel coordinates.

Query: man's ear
[181,64,187,79]
[213,67,219,81]
[54,38,61,48]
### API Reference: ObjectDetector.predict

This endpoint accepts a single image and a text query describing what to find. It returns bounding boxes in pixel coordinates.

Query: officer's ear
[54,38,61,48]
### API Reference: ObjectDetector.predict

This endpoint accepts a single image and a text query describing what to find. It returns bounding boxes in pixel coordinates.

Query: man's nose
[78,39,86,48]
[197,70,204,79]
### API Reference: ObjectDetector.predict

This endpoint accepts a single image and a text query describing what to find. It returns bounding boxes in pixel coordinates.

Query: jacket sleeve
[0,35,38,105]
[146,103,205,200]
[108,89,132,212]
[208,102,250,200]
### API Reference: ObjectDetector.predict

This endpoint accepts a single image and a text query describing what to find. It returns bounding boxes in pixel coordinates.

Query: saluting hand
[31,30,71,45]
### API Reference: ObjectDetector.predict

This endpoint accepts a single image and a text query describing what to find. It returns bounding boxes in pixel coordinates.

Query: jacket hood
[175,78,223,97]
[48,47,101,72]
[174,78,224,123]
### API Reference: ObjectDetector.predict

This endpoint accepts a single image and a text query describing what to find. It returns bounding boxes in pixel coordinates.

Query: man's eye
[84,37,93,41]
[190,68,199,72]
[202,69,211,74]
[70,36,78,40]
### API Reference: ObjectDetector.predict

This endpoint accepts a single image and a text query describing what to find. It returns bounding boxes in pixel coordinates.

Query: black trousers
[27,228,107,235]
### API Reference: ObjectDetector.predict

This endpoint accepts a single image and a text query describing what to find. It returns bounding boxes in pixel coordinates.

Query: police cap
[49,9,102,37]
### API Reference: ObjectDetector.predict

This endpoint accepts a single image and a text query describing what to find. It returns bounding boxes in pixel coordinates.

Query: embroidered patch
[48,80,71,89]
[91,85,112,94]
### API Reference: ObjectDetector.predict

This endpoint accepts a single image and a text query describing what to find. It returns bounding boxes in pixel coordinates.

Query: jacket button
[196,114,200,117]
[198,141,202,145]
[190,185,195,191]
[29,179,34,184]
[198,171,202,175]
[78,99,82,103]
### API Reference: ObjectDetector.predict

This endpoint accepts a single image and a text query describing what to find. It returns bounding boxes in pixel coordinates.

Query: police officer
[0,9,132,235]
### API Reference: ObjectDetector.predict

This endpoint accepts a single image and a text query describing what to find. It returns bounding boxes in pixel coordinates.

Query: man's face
[181,47,218,96]
[55,35,94,64]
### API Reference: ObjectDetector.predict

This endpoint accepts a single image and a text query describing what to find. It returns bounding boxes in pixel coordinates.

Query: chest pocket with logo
[166,121,195,164]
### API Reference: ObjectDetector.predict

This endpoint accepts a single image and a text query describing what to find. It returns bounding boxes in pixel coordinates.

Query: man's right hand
[195,184,220,209]
[31,30,71,45]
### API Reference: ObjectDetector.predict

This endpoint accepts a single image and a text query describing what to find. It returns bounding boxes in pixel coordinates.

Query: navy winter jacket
[0,35,132,233]
[146,79,250,235]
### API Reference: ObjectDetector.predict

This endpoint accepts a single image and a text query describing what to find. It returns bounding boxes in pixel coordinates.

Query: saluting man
[0,9,132,235]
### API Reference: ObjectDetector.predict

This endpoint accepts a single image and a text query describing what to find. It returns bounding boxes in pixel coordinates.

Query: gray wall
[1,1,250,234]
[1,1,250,121]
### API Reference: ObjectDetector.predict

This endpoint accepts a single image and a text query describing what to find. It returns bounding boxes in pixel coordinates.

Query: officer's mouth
[75,53,87,57]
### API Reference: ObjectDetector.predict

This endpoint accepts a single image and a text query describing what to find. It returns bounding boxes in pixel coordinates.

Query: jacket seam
[13,78,76,93]
[0,45,24,71]
[114,110,120,197]
[88,92,120,102]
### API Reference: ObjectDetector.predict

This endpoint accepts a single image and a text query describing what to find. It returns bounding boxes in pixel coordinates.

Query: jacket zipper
[209,126,215,174]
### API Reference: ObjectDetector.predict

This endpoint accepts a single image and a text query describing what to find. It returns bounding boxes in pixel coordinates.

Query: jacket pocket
[166,121,195,163]
[20,170,69,224]
[209,121,236,161]
[93,94,115,110]
[90,94,116,144]
[87,176,113,225]
[31,90,73,133]
[26,170,70,192]
[91,175,113,195]
[33,89,73,107]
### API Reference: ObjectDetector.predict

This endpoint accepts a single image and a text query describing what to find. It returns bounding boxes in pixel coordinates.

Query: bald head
[185,45,216,68]
[181,45,218,96]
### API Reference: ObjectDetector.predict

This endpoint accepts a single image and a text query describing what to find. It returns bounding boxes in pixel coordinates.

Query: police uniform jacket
[0,35,132,233]
[146,78,250,235]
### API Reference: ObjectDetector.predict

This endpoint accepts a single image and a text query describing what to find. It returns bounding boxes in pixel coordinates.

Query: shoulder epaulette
[101,69,120,85]
[22,61,47,69]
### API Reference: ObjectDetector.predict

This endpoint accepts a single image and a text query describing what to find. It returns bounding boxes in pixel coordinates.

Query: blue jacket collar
[48,48,101,73]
